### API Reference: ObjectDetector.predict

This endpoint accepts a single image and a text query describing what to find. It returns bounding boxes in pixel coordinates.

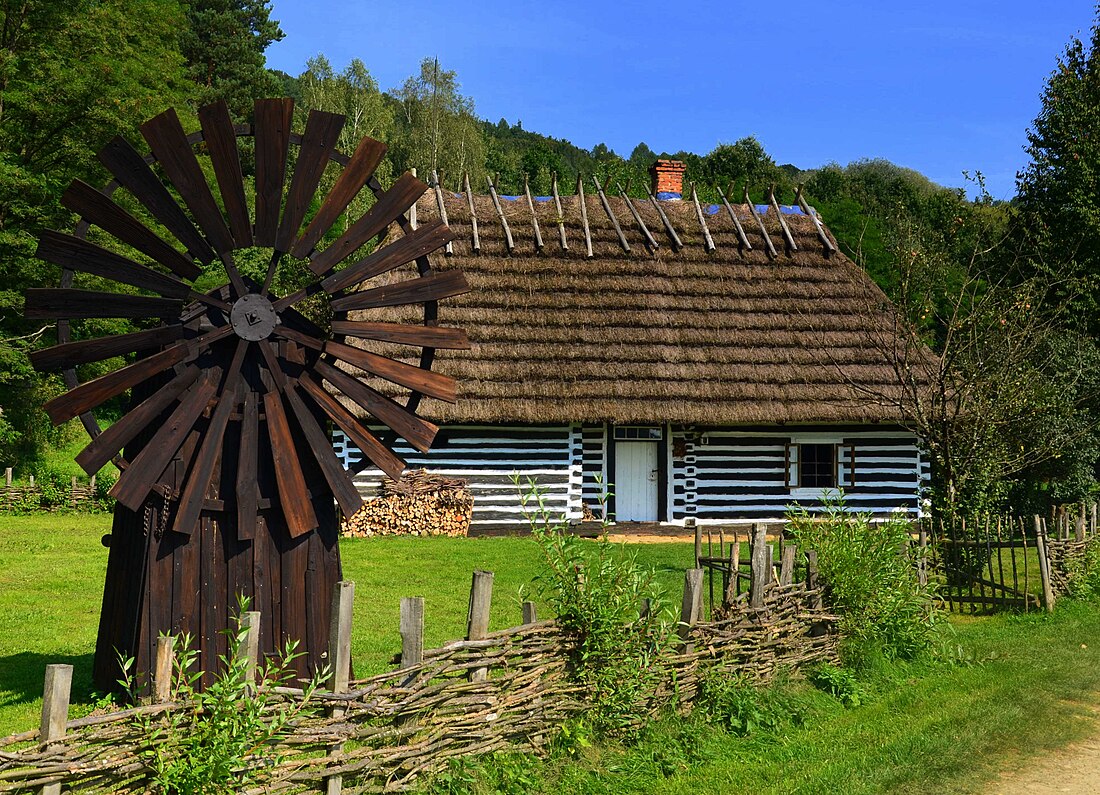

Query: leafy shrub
[806,662,864,707]
[137,599,327,794]
[1066,536,1100,600]
[514,474,669,737]
[696,669,806,736]
[788,496,940,662]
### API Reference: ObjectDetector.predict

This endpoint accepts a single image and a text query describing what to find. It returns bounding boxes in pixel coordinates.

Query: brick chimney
[650,159,686,200]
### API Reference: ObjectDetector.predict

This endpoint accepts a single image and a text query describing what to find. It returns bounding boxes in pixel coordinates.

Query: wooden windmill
[24,99,469,691]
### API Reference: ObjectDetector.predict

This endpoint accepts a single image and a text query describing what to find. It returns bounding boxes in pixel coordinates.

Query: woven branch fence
[0,467,99,511]
[0,525,838,794]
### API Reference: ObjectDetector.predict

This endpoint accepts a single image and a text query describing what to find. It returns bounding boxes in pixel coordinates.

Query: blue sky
[264,1,1097,200]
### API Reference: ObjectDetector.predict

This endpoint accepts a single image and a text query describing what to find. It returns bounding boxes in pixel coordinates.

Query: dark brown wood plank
[253,98,294,247]
[321,218,456,294]
[271,325,324,351]
[141,107,234,256]
[280,533,309,664]
[98,135,216,264]
[324,340,456,403]
[75,365,200,475]
[284,382,363,516]
[275,109,345,252]
[329,270,470,312]
[236,389,260,541]
[292,136,387,259]
[263,390,319,538]
[307,171,427,276]
[329,320,469,349]
[35,231,193,299]
[198,100,253,247]
[314,359,437,452]
[25,288,182,319]
[61,179,202,281]
[173,341,247,536]
[296,374,406,480]
[110,370,220,510]
[30,325,183,372]
[44,341,193,425]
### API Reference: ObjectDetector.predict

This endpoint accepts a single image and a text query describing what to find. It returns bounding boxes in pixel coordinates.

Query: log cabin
[330,160,929,534]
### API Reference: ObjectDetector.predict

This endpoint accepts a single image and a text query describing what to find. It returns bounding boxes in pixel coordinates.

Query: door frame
[607,425,668,522]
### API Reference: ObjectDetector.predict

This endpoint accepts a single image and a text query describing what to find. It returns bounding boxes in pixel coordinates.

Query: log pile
[341,469,473,538]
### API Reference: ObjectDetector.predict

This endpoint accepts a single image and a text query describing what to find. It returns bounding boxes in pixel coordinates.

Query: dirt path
[987,708,1100,794]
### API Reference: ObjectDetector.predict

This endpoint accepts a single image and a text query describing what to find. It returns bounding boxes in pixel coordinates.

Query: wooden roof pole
[462,171,480,254]
[576,175,594,258]
[768,184,798,252]
[718,186,752,251]
[592,175,629,253]
[523,174,544,252]
[551,171,568,251]
[795,184,836,255]
[648,191,683,251]
[690,183,716,253]
[616,182,658,252]
[486,174,515,254]
[431,170,453,256]
[743,186,778,258]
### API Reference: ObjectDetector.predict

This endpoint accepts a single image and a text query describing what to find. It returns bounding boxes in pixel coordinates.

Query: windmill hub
[230,293,278,341]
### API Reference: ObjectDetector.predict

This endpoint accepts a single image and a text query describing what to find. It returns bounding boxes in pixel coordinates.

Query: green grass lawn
[3,513,1100,795]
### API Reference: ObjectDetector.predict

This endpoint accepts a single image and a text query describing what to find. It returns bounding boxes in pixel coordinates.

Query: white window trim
[785,436,856,492]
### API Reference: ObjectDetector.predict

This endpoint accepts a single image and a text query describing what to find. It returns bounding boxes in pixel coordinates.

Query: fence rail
[0,525,838,794]
[1,467,98,511]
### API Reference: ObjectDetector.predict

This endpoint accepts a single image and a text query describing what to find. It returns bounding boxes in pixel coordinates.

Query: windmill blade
[61,179,202,281]
[253,98,294,247]
[74,365,200,476]
[307,171,428,276]
[141,107,234,257]
[297,373,406,481]
[109,369,221,510]
[275,109,345,252]
[263,389,319,538]
[315,359,437,452]
[30,325,184,372]
[173,340,248,536]
[198,100,252,247]
[324,340,457,403]
[284,381,363,517]
[321,219,457,294]
[292,135,387,259]
[329,270,470,313]
[35,231,193,299]
[25,289,183,320]
[329,320,470,350]
[42,325,231,425]
[98,135,216,264]
[236,389,260,540]
[271,325,324,351]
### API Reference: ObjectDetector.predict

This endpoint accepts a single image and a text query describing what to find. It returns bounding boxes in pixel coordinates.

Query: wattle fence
[0,526,837,794]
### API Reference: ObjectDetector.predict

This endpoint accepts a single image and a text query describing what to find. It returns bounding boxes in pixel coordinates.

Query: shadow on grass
[0,652,95,711]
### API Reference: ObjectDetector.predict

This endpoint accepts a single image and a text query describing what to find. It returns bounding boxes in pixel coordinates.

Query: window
[613,426,663,441]
[785,442,856,490]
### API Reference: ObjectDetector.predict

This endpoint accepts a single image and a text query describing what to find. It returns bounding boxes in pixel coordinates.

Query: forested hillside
[2,0,1098,519]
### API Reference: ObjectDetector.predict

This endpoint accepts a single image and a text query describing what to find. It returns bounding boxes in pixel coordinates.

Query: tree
[1015,8,1100,336]
[179,0,285,120]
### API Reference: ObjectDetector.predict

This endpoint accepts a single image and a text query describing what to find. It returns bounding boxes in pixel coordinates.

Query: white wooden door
[614,442,658,521]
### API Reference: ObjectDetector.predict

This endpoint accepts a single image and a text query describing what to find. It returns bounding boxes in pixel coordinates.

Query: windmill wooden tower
[24,99,468,690]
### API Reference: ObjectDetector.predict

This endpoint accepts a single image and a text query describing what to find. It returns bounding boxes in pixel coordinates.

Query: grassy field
[2,513,1100,794]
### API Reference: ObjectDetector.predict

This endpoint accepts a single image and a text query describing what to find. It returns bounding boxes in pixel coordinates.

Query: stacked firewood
[342,469,473,537]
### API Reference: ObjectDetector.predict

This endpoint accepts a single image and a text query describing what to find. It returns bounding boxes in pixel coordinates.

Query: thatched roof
[342,186,914,426]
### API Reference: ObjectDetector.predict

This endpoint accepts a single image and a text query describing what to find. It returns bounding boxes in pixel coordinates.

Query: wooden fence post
[1034,516,1056,613]
[153,635,176,703]
[325,581,355,795]
[39,663,72,795]
[779,544,796,586]
[679,568,703,642]
[400,596,425,668]
[236,611,261,686]
[5,466,12,487]
[467,570,493,682]
[1077,503,1087,543]
[805,550,823,610]
[917,524,929,587]
[521,601,538,625]
[693,525,702,568]
[750,523,769,608]
[724,540,741,604]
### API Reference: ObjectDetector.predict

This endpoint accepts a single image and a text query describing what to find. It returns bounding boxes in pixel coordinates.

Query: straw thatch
[339,187,914,425]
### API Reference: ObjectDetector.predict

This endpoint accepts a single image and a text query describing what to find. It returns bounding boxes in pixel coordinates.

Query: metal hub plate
[230,293,278,341]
